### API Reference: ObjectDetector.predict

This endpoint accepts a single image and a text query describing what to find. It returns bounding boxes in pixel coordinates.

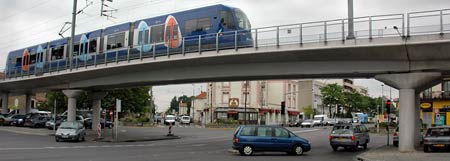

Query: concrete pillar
[376,72,441,152]
[1,93,8,114]
[25,94,32,114]
[89,92,107,130]
[414,93,421,147]
[63,90,83,122]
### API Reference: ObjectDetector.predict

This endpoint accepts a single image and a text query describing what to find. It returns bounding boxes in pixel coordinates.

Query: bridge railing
[2,8,449,81]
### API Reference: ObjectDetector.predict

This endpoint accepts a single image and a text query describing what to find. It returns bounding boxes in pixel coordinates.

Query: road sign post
[115,99,121,141]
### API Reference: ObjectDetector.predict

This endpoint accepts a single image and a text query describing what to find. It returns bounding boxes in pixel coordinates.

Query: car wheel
[55,138,60,142]
[332,146,338,151]
[363,141,368,150]
[300,126,303,128]
[241,145,253,156]
[353,142,360,152]
[81,134,86,141]
[393,141,398,147]
[292,145,304,155]
[424,145,429,153]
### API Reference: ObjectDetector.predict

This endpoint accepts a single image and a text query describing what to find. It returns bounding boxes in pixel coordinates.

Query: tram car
[4,4,253,77]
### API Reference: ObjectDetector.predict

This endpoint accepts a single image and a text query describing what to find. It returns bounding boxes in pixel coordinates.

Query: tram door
[164,16,180,48]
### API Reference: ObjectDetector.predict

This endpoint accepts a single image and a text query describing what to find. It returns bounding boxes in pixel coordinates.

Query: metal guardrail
[2,8,450,81]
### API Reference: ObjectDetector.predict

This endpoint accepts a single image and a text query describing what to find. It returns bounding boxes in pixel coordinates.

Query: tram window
[30,54,37,64]
[73,43,80,56]
[173,25,178,40]
[51,46,64,60]
[16,57,22,65]
[106,32,125,50]
[184,17,211,33]
[220,11,235,29]
[38,52,44,62]
[82,42,89,54]
[197,18,211,31]
[150,25,164,44]
[235,9,251,30]
[138,30,150,45]
[89,39,97,53]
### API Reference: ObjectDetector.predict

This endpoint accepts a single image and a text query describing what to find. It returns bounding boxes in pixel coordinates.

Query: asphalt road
[0,125,387,161]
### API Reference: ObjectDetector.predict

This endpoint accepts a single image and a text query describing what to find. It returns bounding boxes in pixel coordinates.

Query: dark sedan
[84,118,113,129]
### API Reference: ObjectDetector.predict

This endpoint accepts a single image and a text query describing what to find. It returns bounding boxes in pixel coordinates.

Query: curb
[93,136,181,143]
[353,145,387,161]
[227,149,240,155]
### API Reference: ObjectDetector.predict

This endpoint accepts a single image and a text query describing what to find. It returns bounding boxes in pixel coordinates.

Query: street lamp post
[244,81,249,125]
[347,0,355,39]
[192,84,195,124]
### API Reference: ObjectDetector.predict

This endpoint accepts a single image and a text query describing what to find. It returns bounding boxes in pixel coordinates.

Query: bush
[215,119,239,125]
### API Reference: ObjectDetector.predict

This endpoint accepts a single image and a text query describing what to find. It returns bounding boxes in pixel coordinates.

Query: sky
[0,0,449,112]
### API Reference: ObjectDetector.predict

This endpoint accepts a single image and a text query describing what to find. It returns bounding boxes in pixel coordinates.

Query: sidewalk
[89,127,180,142]
[355,146,449,161]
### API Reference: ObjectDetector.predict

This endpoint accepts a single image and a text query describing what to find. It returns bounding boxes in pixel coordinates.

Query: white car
[301,119,314,128]
[164,115,176,125]
[180,116,191,125]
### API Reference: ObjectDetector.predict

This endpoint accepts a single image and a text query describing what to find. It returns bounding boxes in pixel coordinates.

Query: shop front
[421,101,450,127]
[215,107,258,124]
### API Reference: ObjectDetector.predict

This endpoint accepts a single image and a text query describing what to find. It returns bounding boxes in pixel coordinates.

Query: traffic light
[281,101,286,114]
[385,100,392,114]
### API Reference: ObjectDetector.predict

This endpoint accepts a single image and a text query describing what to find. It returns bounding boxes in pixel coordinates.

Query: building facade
[420,80,450,127]
[202,80,299,125]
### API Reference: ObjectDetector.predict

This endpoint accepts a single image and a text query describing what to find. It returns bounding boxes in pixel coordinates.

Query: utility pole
[347,0,355,39]
[69,0,78,71]
[192,84,195,124]
[244,81,249,125]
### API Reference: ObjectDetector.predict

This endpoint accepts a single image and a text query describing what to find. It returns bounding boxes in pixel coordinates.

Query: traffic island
[355,145,449,161]
[86,127,181,143]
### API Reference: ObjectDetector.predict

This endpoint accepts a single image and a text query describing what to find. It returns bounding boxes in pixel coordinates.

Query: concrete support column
[63,90,83,122]
[414,93,421,147]
[376,72,441,152]
[399,89,416,152]
[89,92,107,130]
[25,94,32,114]
[1,93,9,114]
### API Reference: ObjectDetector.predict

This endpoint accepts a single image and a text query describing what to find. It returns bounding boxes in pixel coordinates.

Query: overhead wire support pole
[69,0,78,71]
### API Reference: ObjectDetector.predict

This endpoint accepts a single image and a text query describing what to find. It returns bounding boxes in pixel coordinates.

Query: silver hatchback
[423,126,450,152]
[329,123,370,151]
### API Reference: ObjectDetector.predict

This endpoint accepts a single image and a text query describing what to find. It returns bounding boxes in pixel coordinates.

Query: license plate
[434,144,445,147]
[339,137,344,140]
[62,136,69,138]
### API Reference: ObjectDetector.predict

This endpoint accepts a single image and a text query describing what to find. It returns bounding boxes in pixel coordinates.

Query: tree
[101,87,151,114]
[321,84,345,117]
[303,105,315,119]
[168,96,178,114]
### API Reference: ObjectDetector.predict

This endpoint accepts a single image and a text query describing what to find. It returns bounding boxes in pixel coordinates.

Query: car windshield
[166,116,175,120]
[304,119,312,122]
[332,125,353,134]
[59,122,78,129]
[426,128,450,137]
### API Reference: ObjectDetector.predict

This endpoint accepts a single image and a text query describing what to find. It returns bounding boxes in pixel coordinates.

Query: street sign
[434,108,440,114]
[116,99,121,112]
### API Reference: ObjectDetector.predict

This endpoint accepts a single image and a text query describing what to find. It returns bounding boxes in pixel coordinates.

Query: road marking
[0,128,49,136]
[292,129,320,133]
[0,143,158,151]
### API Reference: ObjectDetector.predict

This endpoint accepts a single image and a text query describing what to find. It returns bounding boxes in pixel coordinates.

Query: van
[313,115,328,126]
[232,125,311,156]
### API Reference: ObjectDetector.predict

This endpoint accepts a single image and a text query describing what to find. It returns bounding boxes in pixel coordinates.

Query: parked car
[164,115,176,125]
[232,125,311,156]
[23,113,50,128]
[423,126,450,152]
[55,121,86,142]
[313,115,327,126]
[325,118,338,126]
[301,119,314,128]
[289,119,303,127]
[180,116,191,125]
[11,114,27,127]
[3,114,25,126]
[329,123,370,151]
[45,116,65,130]
[0,115,5,125]
[84,118,113,129]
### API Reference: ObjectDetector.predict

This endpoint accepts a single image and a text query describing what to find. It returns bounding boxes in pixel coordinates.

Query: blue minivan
[232,125,311,156]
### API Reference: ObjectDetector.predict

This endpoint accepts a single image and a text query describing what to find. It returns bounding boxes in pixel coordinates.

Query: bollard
[167,124,174,136]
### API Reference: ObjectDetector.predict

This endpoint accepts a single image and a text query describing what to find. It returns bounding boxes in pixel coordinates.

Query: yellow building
[420,81,450,126]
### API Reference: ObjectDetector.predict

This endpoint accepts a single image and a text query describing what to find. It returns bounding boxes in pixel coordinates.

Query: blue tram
[4,4,252,77]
